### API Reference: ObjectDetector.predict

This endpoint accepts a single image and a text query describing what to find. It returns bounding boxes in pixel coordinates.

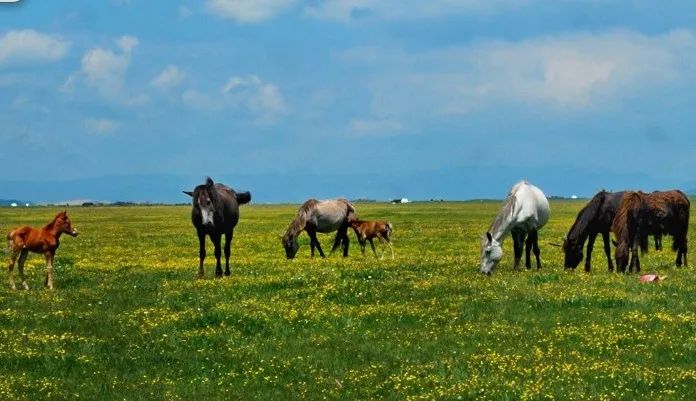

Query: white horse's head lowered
[480,232,503,275]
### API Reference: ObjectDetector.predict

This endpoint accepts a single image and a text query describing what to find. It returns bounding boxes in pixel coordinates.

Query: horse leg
[358,238,366,256]
[341,228,350,257]
[585,232,597,272]
[43,251,54,290]
[601,231,614,272]
[676,234,687,267]
[531,230,541,269]
[7,248,20,290]
[197,231,206,278]
[211,233,222,277]
[330,231,342,254]
[512,230,523,270]
[524,233,532,269]
[17,250,29,290]
[655,233,662,251]
[369,238,378,258]
[307,230,324,258]
[223,231,233,276]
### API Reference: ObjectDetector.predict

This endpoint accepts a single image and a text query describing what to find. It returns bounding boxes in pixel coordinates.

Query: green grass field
[0,201,694,401]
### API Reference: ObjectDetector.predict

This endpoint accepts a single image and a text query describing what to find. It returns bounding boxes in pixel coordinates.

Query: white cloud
[0,30,70,65]
[344,29,696,116]
[150,65,185,89]
[71,35,147,104]
[84,118,120,134]
[206,0,295,23]
[116,35,139,53]
[183,75,287,121]
[221,74,287,120]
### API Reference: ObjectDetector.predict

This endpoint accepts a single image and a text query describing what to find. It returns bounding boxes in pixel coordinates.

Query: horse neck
[286,209,309,237]
[43,219,63,239]
[567,193,606,243]
[488,196,516,242]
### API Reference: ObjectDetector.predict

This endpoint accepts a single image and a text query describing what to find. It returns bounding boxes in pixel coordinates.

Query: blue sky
[1,0,696,202]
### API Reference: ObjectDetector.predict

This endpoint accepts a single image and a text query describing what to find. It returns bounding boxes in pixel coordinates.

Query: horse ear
[205,177,214,187]
[486,232,493,243]
[183,191,193,197]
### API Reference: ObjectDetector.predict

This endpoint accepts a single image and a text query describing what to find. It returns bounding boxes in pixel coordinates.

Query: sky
[1,0,696,203]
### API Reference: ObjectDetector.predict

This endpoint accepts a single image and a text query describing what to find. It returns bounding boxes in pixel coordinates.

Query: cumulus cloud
[183,74,287,122]
[84,118,120,134]
[342,29,696,117]
[150,65,185,89]
[0,30,70,65]
[66,35,147,104]
[206,0,295,23]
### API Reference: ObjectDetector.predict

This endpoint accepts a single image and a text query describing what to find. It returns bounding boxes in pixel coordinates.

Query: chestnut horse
[7,211,78,290]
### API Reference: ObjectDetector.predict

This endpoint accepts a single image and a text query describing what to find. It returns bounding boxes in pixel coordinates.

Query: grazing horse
[282,198,355,259]
[561,190,625,272]
[612,190,689,273]
[349,219,394,259]
[7,211,78,290]
[183,177,251,278]
[480,181,550,275]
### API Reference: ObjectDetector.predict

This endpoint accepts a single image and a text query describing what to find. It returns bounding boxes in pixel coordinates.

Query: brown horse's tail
[235,191,251,205]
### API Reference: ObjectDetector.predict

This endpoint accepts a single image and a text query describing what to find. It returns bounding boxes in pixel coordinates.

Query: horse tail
[235,191,251,205]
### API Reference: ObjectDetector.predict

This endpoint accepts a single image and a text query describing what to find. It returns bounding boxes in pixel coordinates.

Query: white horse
[480,181,550,275]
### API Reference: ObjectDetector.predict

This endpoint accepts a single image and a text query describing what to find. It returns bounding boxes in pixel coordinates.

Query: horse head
[560,236,583,269]
[57,211,79,237]
[281,232,299,259]
[480,232,503,275]
[185,177,219,227]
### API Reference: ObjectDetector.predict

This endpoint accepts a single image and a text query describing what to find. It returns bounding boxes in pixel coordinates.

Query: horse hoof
[224,270,231,276]
[22,283,29,290]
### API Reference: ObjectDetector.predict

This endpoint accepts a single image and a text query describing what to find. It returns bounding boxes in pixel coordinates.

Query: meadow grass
[0,201,694,400]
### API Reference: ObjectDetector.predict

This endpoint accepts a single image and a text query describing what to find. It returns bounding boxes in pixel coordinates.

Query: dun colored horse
[184,177,251,278]
[349,219,394,259]
[7,211,78,290]
[282,198,355,259]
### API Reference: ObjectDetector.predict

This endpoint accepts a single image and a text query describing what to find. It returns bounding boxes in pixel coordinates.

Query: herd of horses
[481,181,689,275]
[3,178,690,289]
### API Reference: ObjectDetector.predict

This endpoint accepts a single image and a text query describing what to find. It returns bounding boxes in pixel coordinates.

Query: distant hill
[0,168,687,204]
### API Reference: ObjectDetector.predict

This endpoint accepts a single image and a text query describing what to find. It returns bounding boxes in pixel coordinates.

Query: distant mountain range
[0,168,692,205]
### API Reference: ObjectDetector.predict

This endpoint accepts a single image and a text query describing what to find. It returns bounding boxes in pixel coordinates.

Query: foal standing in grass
[480,181,550,275]
[7,211,78,290]
[349,219,394,259]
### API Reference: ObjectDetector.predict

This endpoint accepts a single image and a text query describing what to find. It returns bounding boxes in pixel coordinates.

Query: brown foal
[7,211,78,290]
[349,219,394,259]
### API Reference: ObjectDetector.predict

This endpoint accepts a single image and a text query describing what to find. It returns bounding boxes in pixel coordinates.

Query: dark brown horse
[562,190,625,271]
[7,211,78,290]
[612,190,689,272]
[184,177,251,278]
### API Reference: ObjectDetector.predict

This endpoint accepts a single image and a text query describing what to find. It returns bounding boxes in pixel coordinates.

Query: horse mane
[45,211,66,230]
[612,191,647,252]
[565,190,608,246]
[488,192,517,235]
[285,199,319,237]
